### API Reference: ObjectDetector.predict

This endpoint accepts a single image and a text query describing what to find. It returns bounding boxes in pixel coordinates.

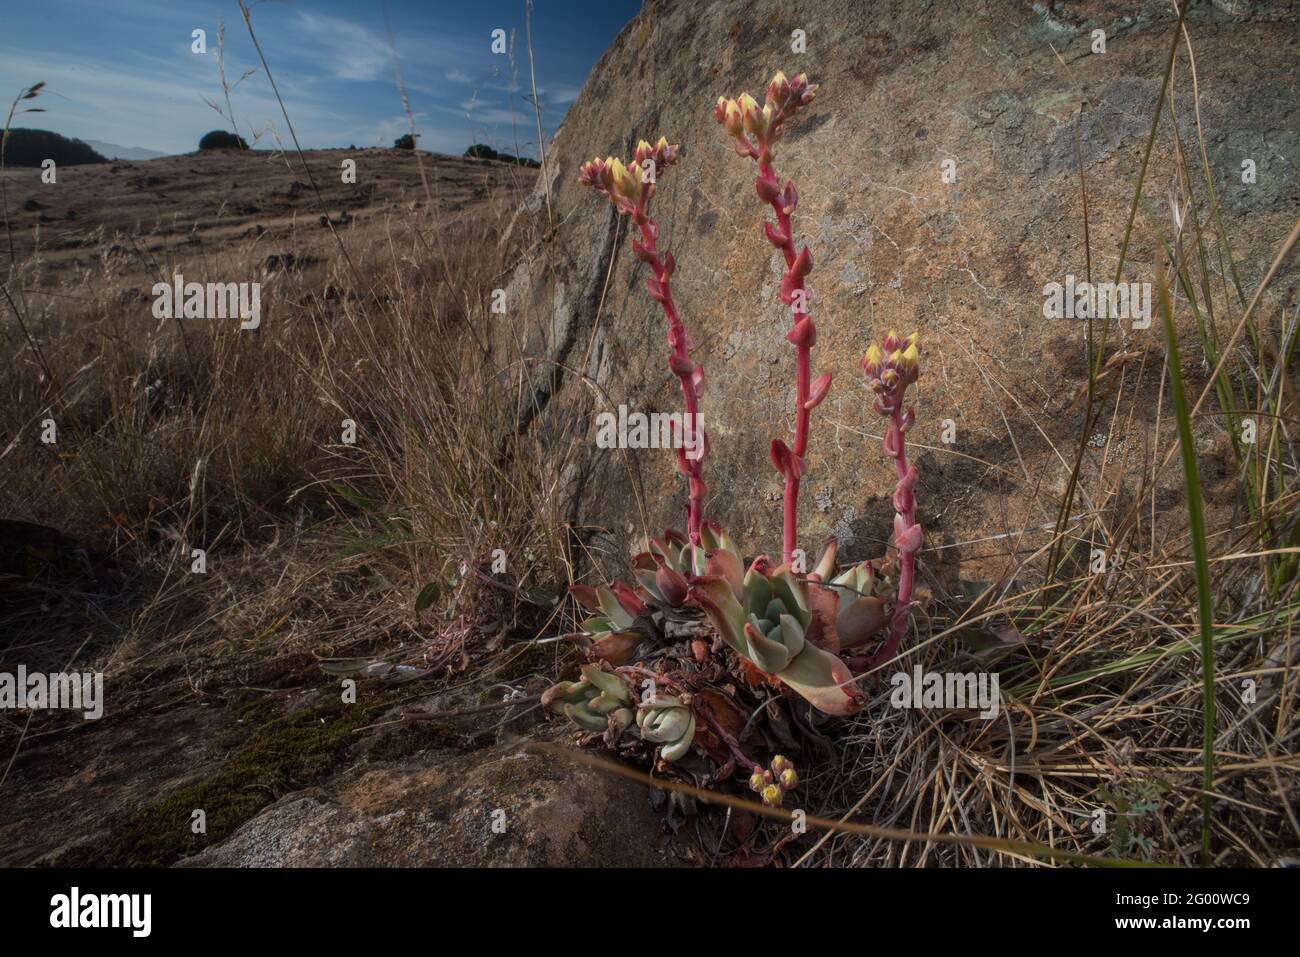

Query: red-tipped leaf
[805,372,832,410]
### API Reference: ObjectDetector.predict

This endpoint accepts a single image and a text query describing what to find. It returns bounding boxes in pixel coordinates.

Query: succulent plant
[633,521,744,609]
[632,529,704,608]
[636,693,696,762]
[811,539,888,650]
[543,664,636,735]
[566,582,648,665]
[692,553,864,716]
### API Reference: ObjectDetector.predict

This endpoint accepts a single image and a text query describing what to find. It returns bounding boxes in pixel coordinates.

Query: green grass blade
[1155,261,1217,866]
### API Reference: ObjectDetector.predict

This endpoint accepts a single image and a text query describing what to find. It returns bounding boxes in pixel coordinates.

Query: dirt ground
[3,146,532,284]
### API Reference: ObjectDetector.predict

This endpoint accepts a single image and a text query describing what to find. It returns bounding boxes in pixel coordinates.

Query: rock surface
[504,0,1299,578]
[178,734,676,867]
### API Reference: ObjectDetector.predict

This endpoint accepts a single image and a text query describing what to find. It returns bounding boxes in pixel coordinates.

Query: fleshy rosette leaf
[565,583,648,665]
[636,694,696,762]
[633,522,745,610]
[691,555,864,716]
[543,664,635,735]
[826,560,888,649]
[632,528,705,608]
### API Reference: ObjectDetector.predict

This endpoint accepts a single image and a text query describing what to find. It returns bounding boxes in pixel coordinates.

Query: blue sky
[1,0,640,156]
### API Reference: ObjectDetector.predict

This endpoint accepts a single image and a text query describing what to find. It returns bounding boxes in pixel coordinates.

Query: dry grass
[0,143,570,702]
[1,11,1296,868]
[788,17,1300,867]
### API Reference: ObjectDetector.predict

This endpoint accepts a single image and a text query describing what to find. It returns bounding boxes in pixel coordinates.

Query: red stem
[758,160,812,565]
[634,195,706,544]
[865,405,916,669]
[695,695,760,773]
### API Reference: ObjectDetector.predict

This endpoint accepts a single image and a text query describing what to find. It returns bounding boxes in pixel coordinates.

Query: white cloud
[294,12,392,83]
[541,84,582,106]
[0,5,587,160]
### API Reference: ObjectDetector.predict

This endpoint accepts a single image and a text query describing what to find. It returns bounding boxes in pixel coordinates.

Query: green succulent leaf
[596,587,636,629]
[660,715,696,761]
[563,702,609,731]
[769,566,810,628]
[775,643,863,716]
[632,567,661,600]
[635,696,696,761]
[692,576,748,654]
[745,621,793,672]
[581,664,631,703]
[641,707,691,743]
[778,613,806,659]
[744,568,772,618]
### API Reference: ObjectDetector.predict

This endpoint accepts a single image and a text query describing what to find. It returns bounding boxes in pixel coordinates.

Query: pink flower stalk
[860,333,922,668]
[715,72,830,563]
[579,139,709,544]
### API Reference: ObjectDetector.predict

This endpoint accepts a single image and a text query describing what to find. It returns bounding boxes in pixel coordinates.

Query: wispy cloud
[0,0,639,158]
[533,84,582,107]
[295,12,392,83]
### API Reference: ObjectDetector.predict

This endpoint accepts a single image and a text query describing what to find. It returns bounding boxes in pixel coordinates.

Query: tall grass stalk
[1155,259,1216,865]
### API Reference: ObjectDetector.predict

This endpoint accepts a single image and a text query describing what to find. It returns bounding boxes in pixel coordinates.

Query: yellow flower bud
[766,70,791,107]
[901,343,919,370]
[865,343,883,368]
[739,92,763,135]
[761,783,783,807]
[723,99,744,137]
[610,157,639,200]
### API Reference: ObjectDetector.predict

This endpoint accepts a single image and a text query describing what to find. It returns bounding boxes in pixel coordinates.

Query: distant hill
[1,128,107,167]
[81,139,167,161]
[464,144,540,168]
